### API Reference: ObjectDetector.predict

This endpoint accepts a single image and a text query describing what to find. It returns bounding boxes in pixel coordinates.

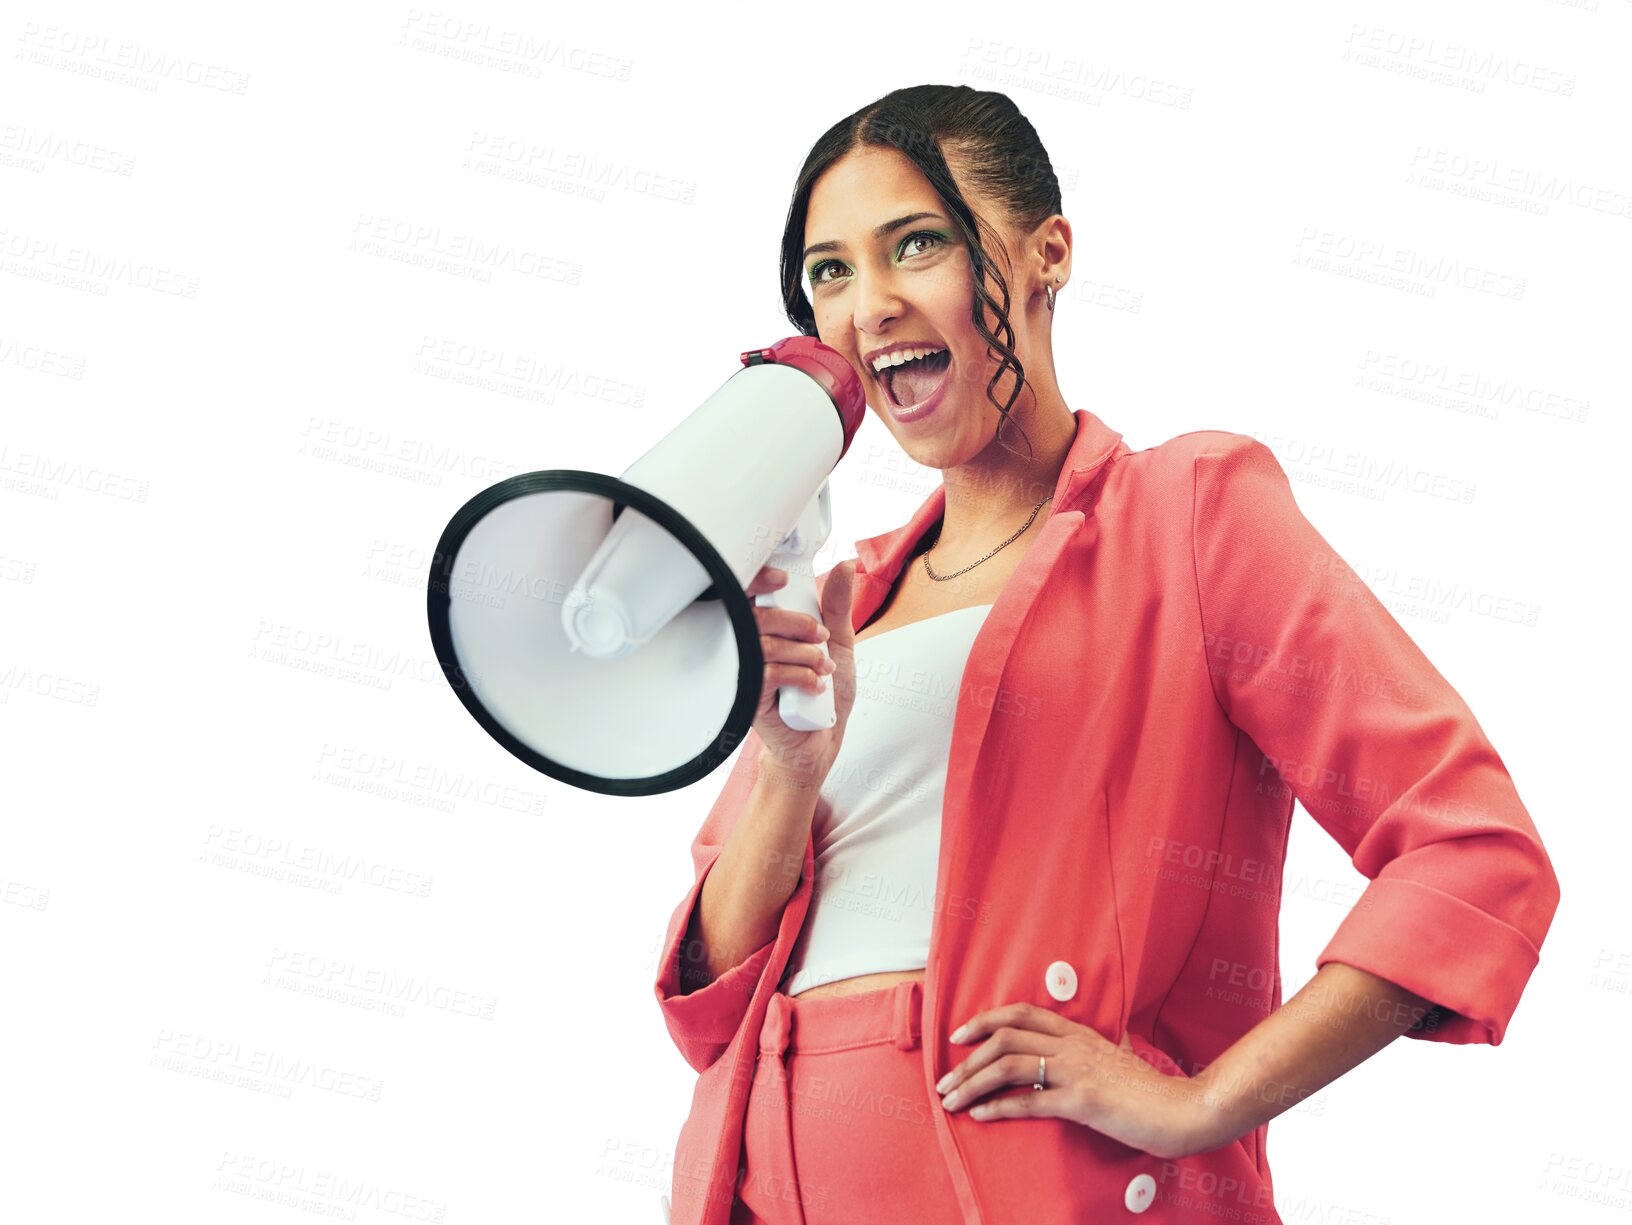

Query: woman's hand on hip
[935,1002,1213,1161]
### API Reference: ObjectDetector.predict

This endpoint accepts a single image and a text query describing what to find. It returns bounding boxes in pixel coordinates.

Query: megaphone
[425,335,866,797]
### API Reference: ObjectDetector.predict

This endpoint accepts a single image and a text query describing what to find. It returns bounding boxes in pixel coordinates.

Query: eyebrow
[802,212,947,261]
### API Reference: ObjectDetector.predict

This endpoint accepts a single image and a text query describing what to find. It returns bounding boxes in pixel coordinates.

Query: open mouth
[879,350,952,411]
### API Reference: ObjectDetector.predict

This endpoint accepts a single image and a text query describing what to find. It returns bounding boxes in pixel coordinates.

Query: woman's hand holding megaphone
[746,559,858,785]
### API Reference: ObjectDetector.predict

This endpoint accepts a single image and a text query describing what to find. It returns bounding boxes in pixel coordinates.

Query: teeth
[870,345,946,374]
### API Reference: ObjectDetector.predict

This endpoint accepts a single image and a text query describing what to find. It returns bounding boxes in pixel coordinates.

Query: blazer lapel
[837,409,1125,1221]
[841,405,1128,982]
[849,408,1125,627]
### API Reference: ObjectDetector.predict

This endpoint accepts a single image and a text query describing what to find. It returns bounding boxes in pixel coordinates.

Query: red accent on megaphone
[739,336,866,463]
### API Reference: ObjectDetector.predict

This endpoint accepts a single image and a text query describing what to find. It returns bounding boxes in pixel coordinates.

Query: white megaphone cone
[425,336,866,797]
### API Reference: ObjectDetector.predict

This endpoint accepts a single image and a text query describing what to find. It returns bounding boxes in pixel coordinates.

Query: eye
[806,232,949,291]
[809,258,847,287]
[897,230,946,260]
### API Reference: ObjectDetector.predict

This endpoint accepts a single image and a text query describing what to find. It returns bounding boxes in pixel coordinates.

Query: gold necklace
[921,493,1054,582]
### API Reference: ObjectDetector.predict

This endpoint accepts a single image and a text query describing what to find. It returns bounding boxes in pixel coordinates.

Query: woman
[654,85,1559,1225]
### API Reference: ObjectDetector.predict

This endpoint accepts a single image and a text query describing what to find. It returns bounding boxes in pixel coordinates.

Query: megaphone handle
[754,559,836,732]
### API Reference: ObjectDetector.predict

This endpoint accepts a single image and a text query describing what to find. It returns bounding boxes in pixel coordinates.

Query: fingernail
[935,1073,955,1094]
[818,626,830,640]
[950,1025,968,1043]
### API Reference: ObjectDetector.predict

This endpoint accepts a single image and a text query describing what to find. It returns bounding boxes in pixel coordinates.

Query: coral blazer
[653,409,1560,1225]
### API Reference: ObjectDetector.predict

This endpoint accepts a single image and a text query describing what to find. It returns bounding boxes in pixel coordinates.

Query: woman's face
[802,145,1027,467]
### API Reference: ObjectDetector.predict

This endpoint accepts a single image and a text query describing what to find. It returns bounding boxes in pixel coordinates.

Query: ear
[1034,212,1072,294]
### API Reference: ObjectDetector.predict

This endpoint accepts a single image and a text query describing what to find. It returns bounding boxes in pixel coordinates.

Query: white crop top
[778,603,993,997]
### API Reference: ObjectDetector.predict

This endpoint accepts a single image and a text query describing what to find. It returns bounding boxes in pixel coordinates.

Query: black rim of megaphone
[426,469,766,798]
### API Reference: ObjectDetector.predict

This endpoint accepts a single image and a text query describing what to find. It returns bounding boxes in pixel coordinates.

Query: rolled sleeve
[1191,434,1561,1046]
[653,726,817,1074]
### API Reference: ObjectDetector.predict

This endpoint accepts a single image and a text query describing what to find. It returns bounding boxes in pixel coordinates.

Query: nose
[852,265,903,337]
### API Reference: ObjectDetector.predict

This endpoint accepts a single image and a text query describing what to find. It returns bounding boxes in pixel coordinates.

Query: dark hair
[779,85,1063,458]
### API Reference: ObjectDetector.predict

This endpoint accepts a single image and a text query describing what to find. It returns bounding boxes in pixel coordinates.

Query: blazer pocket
[1124,1031,1189,1078]
[1124,1032,1266,1179]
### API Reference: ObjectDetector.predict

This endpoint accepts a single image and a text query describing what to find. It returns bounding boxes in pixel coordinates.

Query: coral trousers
[730,979,961,1224]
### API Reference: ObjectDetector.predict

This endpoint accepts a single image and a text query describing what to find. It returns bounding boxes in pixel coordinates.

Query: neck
[934,380,1076,561]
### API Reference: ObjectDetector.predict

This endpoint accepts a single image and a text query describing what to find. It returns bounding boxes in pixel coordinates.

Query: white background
[3,2,1627,1222]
